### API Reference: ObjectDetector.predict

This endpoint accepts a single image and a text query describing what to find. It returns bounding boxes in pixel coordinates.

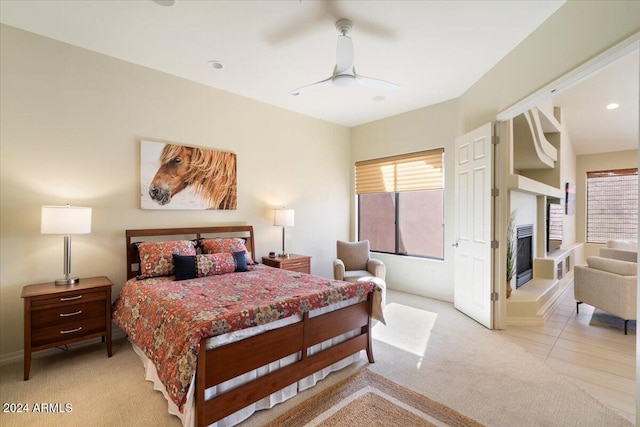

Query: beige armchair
[574,256,637,334]
[599,239,638,263]
[333,240,385,282]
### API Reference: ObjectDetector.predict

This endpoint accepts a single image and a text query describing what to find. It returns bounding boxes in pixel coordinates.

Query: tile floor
[499,285,636,423]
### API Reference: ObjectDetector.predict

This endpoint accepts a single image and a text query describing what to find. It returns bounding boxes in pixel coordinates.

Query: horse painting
[146,143,237,210]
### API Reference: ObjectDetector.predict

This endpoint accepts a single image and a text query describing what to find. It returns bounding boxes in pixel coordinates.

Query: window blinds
[355,149,444,195]
[586,168,638,243]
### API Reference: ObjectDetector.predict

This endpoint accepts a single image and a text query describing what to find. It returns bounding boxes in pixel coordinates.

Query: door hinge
[491,188,499,197]
[491,240,499,249]
[492,135,500,145]
[490,292,499,301]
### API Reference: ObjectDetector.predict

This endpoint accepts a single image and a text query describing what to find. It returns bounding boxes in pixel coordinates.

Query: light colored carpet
[0,290,633,427]
[0,337,180,427]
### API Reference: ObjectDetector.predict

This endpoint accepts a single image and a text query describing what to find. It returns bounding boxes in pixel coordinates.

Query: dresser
[262,254,311,274]
[21,276,113,380]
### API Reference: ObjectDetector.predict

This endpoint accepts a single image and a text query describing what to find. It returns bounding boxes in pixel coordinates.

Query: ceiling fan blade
[335,35,354,74]
[356,74,401,92]
[289,76,333,96]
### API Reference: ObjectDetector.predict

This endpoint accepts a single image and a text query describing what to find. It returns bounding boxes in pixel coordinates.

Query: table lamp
[273,208,294,257]
[41,205,92,285]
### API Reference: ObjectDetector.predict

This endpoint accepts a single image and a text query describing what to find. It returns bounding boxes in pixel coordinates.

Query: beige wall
[350,99,460,300]
[351,1,639,301]
[559,110,578,247]
[0,25,352,357]
[576,149,639,259]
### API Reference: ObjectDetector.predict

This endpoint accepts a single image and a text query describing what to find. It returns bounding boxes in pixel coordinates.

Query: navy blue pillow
[233,251,249,272]
[172,254,197,281]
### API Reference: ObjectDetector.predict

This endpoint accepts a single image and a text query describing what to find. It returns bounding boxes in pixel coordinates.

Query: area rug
[264,369,483,427]
[590,309,636,334]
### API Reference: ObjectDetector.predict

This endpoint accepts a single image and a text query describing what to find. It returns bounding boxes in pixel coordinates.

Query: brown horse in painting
[148,144,237,209]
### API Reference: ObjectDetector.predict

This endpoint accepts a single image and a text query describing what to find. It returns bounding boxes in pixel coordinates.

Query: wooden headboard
[125,225,255,280]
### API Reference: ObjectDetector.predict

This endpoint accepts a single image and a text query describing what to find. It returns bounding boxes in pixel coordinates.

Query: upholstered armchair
[333,240,385,282]
[574,256,637,334]
[599,239,638,263]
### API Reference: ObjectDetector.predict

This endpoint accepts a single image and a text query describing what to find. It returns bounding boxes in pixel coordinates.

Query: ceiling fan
[289,19,401,96]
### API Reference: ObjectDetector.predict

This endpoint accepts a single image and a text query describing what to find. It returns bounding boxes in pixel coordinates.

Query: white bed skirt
[130,297,362,427]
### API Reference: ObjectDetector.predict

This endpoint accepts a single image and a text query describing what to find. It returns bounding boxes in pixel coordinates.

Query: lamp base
[55,277,79,286]
[279,253,291,258]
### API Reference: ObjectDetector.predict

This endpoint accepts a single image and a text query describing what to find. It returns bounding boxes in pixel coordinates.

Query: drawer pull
[60,327,83,334]
[60,295,83,302]
[60,310,83,317]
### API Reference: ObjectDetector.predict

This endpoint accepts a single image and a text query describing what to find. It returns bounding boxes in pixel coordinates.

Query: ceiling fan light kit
[289,18,400,96]
[332,74,356,88]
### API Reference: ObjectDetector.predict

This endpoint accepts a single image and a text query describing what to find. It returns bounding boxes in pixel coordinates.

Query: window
[356,149,444,259]
[586,168,638,243]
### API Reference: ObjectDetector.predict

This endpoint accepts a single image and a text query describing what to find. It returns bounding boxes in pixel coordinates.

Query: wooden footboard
[195,294,375,427]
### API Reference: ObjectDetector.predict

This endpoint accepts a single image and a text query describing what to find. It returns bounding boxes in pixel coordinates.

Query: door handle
[452,241,459,247]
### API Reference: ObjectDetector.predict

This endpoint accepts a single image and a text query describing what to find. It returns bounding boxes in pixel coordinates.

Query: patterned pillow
[136,240,197,279]
[196,253,236,277]
[199,238,254,264]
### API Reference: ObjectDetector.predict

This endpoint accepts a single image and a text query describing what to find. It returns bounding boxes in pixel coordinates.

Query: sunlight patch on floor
[372,302,437,361]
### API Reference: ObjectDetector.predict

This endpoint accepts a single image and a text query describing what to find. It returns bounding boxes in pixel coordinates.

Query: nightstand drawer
[31,290,107,309]
[31,315,106,347]
[32,300,105,328]
[262,254,311,274]
[281,259,310,272]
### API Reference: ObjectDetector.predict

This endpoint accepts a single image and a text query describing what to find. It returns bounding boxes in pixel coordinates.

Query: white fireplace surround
[507,191,583,324]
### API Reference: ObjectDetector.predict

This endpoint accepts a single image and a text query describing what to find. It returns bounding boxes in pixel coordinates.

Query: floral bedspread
[112,264,374,411]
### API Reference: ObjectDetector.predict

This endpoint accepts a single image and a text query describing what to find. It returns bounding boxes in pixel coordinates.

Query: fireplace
[516,225,533,288]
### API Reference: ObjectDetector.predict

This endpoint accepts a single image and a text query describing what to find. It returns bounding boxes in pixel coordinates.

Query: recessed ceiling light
[152,0,175,6]
[207,60,224,70]
[606,103,619,110]
[372,96,386,102]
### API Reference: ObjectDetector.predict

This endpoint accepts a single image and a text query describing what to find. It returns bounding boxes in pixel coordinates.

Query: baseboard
[0,327,126,365]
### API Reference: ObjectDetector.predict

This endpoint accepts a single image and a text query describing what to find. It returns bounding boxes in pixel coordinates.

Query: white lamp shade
[274,209,294,227]
[41,205,92,235]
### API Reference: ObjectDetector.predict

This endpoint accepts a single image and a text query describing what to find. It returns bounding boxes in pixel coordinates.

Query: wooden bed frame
[125,225,375,427]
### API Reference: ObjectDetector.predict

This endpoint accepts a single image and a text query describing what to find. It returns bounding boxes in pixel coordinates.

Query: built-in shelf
[507,243,583,325]
[534,243,582,280]
[506,102,576,326]
[507,174,564,198]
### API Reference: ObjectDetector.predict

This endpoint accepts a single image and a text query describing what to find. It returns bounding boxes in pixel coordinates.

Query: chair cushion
[337,240,370,271]
[586,256,637,276]
[343,270,372,282]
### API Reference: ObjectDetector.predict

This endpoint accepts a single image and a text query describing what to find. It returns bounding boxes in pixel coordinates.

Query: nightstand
[262,254,311,274]
[21,276,113,380]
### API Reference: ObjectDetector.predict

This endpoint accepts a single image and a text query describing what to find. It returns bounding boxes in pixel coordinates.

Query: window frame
[585,167,638,244]
[355,148,445,260]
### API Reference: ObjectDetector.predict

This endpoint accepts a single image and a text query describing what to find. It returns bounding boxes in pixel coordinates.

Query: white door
[454,123,494,328]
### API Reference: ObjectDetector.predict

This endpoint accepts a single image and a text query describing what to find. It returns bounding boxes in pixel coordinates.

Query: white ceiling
[551,49,639,156]
[0,0,636,154]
